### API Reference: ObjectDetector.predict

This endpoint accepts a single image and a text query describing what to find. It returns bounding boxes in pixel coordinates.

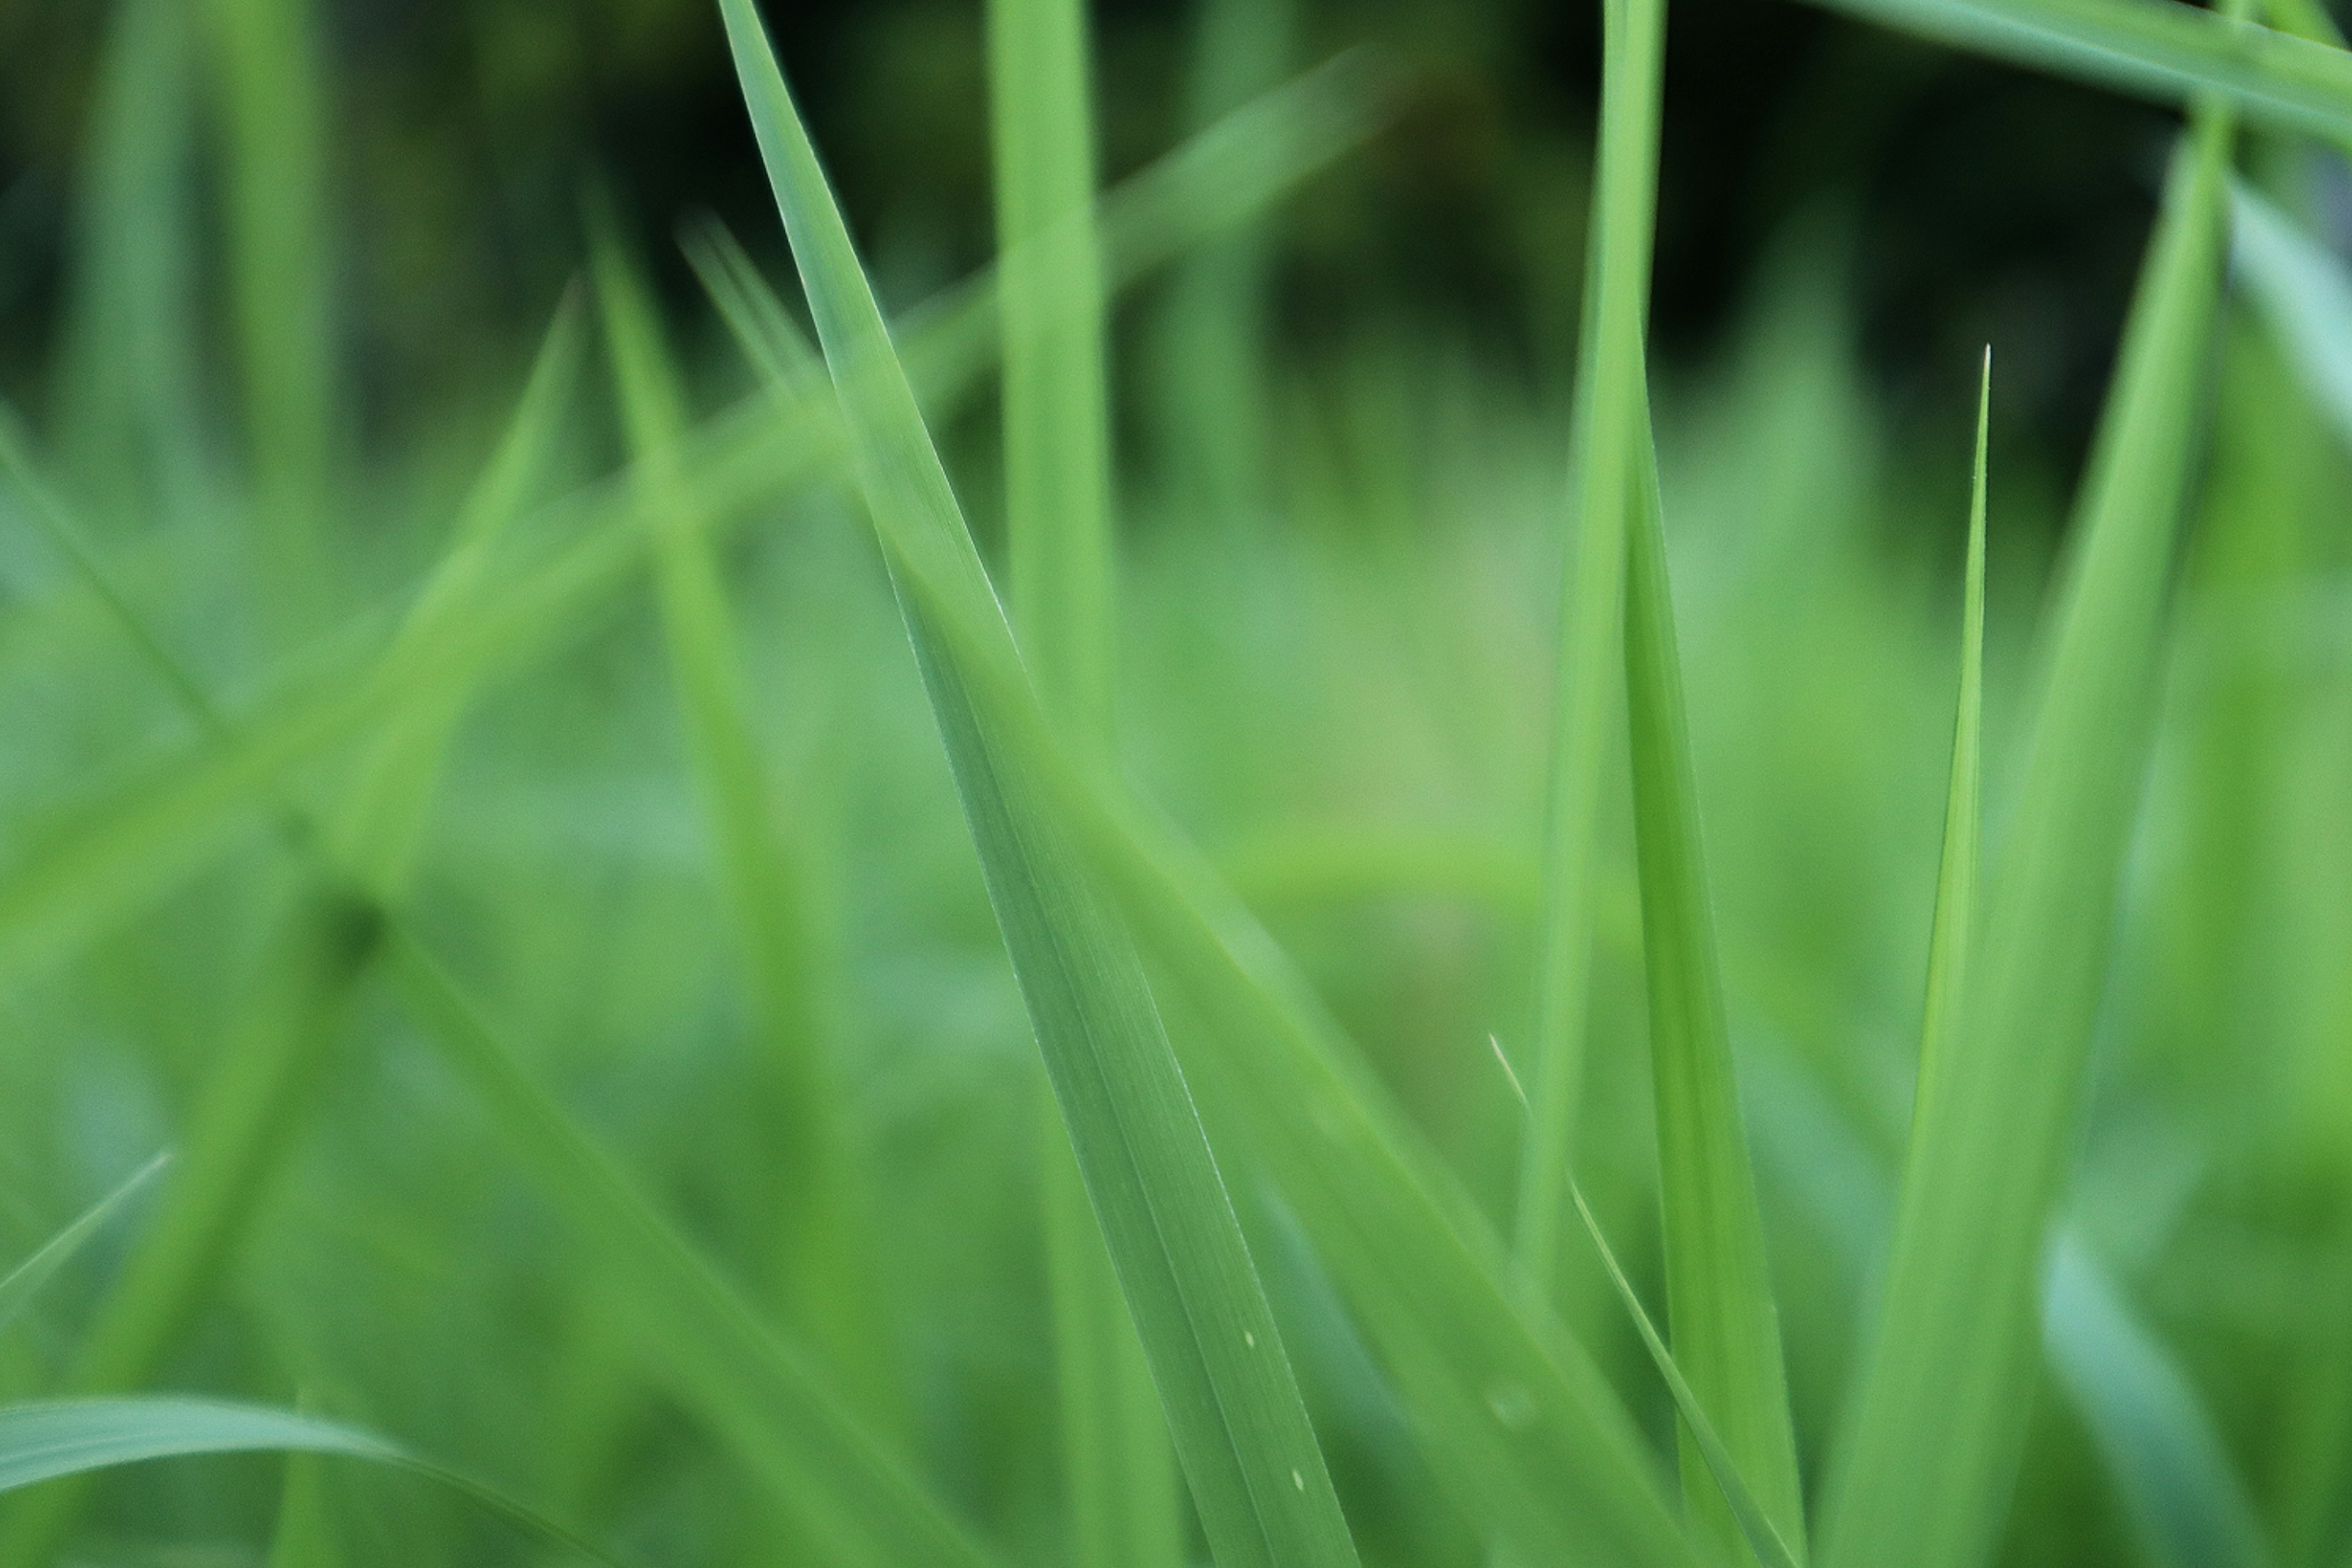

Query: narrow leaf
[0,1154,172,1338]
[2230,183,2352,453]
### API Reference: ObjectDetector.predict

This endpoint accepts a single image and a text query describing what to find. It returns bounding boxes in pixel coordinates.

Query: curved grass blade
[1820,97,2242,1568]
[0,1398,616,1565]
[1511,0,1666,1306]
[1621,394,1807,1557]
[1568,1183,1804,1568]
[0,1155,172,1338]
[1909,350,1991,1133]
[695,235,1702,1568]
[2230,183,2352,453]
[1789,0,2352,148]
[714,7,1360,1564]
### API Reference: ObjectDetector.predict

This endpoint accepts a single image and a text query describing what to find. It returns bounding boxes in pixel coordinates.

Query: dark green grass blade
[0,1398,614,1564]
[1569,1183,1804,1568]
[1622,398,1807,1556]
[1819,98,2241,1568]
[592,226,889,1420]
[984,0,1182,1561]
[2041,1237,2272,1568]
[1511,0,1665,1303]
[1791,0,2352,146]
[715,7,1362,1565]
[695,236,1702,1568]
[0,1155,171,1338]
[1910,352,1990,1134]
[0,59,1379,991]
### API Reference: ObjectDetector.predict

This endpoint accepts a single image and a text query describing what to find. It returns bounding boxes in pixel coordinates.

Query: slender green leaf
[0,1155,172,1338]
[2230,183,2352,453]
[715,7,1361,1565]
[1790,0,2352,148]
[1820,96,2241,1568]
[1569,1183,1804,1568]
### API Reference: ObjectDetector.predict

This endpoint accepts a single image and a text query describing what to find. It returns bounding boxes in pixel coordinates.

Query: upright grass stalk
[1819,74,2242,1568]
[205,0,336,633]
[1511,0,1667,1302]
[1621,391,1807,1555]
[985,3,1182,1564]
[714,6,1362,1563]
[593,228,891,1427]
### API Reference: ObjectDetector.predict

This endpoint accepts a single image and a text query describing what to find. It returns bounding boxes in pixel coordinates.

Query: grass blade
[0,1155,172,1338]
[698,239,1702,1568]
[1512,0,1666,1305]
[2230,183,2352,453]
[1819,91,2241,1568]
[1910,351,1991,1133]
[714,6,1362,1564]
[1569,1183,1804,1568]
[1622,394,1807,1556]
[592,223,889,1422]
[1790,0,2352,147]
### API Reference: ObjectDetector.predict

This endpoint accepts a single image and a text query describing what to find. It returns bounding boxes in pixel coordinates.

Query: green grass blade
[0,1398,615,1564]
[2230,183,2352,451]
[2041,1237,2272,1568]
[266,1442,339,1568]
[1622,396,1807,1557]
[1790,0,2352,147]
[0,1155,172,1338]
[592,223,889,1419]
[1819,95,2241,1568]
[698,241,1700,1568]
[1910,351,1991,1134]
[1569,1183,1804,1568]
[1511,0,1665,1302]
[714,7,1361,1564]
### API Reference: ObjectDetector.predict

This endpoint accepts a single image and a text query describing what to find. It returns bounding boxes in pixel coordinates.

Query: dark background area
[0,0,2206,475]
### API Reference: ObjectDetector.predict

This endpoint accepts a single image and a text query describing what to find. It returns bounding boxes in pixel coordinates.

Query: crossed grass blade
[698,225,1701,1568]
[1820,89,2241,1568]
[1621,393,1807,1557]
[715,6,1360,1564]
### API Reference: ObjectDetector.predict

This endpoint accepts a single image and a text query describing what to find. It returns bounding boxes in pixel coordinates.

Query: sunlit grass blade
[1511,0,1664,1303]
[692,233,1701,1568]
[592,222,890,1420]
[2230,183,2352,452]
[266,1442,338,1568]
[1910,350,1991,1133]
[1819,92,2241,1568]
[716,7,1361,1565]
[328,292,585,897]
[2041,1237,2272,1568]
[0,886,380,1568]
[1569,1182,1803,1568]
[0,1155,172,1337]
[0,1398,615,1564]
[0,58,1379,992]
[1790,0,2352,146]
[1621,394,1807,1557]
[985,2,1179,1564]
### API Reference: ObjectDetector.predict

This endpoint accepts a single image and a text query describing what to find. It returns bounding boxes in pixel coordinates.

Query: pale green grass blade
[1569,1183,1804,1568]
[985,4,1179,1564]
[2230,184,2352,452]
[715,7,1360,1564]
[1512,0,1665,1301]
[328,292,586,897]
[0,1155,171,1338]
[206,0,337,630]
[2041,1237,2272,1568]
[1910,352,1991,1134]
[683,219,827,396]
[592,225,890,1420]
[0,62,1378,990]
[1819,98,2241,1568]
[1623,396,1807,1557]
[0,1398,613,1563]
[696,243,1700,1568]
[1791,0,2352,146]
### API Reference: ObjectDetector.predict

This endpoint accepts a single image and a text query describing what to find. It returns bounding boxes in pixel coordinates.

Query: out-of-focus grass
[0,1,2350,1567]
